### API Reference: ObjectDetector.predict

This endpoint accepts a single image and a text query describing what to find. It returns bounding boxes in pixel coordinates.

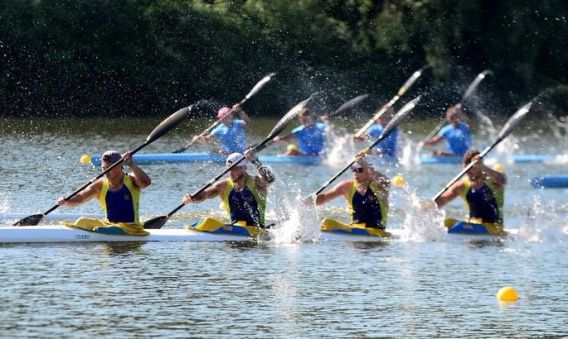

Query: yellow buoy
[493,163,505,173]
[80,154,91,165]
[497,286,519,302]
[392,174,405,187]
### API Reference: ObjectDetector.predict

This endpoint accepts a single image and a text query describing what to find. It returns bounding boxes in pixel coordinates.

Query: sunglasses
[351,167,364,173]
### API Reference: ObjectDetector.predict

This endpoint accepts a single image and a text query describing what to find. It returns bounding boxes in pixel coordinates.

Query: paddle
[311,96,421,196]
[432,100,533,202]
[354,65,428,138]
[143,96,313,229]
[13,105,194,227]
[328,94,369,118]
[423,70,492,142]
[173,72,276,153]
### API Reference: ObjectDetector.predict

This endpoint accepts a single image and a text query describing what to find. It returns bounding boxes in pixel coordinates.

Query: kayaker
[307,155,390,229]
[56,150,151,235]
[182,148,275,227]
[273,107,328,156]
[423,105,473,158]
[434,149,506,227]
[192,103,251,154]
[353,107,399,157]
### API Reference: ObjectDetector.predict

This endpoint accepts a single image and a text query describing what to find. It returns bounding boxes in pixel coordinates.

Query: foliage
[0,0,566,117]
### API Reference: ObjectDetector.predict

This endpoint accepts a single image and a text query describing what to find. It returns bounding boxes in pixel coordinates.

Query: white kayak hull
[0,225,392,243]
[0,225,510,244]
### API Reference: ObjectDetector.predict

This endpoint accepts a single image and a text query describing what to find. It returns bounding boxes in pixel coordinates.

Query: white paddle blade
[244,72,276,101]
[462,69,492,101]
[497,101,533,140]
[398,65,429,96]
[385,95,421,132]
[268,96,312,138]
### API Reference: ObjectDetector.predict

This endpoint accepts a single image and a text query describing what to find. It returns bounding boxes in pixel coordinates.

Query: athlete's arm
[233,104,252,126]
[315,180,351,205]
[273,133,295,143]
[57,180,101,207]
[482,165,507,188]
[124,152,151,188]
[424,135,443,146]
[183,180,227,204]
[434,180,464,208]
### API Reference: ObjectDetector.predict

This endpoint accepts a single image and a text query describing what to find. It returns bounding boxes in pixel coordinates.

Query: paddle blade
[496,101,532,141]
[398,65,429,96]
[329,94,369,118]
[13,213,44,226]
[462,70,492,102]
[382,96,421,137]
[242,72,276,104]
[143,215,169,229]
[266,96,312,140]
[145,105,192,144]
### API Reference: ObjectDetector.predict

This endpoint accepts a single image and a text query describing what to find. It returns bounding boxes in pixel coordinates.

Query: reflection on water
[102,242,145,256]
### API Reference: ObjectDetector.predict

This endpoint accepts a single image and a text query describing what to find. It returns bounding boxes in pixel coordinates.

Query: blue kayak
[90,152,558,166]
[91,152,323,166]
[420,154,557,164]
[531,175,568,188]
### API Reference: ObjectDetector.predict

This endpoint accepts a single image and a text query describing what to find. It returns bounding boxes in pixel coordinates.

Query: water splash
[518,196,568,243]
[266,177,320,244]
[393,182,447,242]
[324,125,357,167]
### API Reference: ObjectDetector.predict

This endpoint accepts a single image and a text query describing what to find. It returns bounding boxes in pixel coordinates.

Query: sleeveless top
[98,175,140,223]
[347,181,388,229]
[460,178,504,224]
[222,176,266,226]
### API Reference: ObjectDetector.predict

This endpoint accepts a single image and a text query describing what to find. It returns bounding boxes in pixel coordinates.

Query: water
[0,115,567,336]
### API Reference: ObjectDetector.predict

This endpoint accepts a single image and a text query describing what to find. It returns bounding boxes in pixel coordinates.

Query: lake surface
[0,113,567,336]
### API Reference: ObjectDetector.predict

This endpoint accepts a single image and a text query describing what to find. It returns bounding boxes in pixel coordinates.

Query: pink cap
[217,107,232,119]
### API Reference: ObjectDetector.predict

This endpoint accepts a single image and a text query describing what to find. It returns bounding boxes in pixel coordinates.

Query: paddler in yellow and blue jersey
[182,148,275,227]
[273,107,328,156]
[309,155,390,231]
[57,150,151,236]
[434,149,506,233]
[192,104,252,154]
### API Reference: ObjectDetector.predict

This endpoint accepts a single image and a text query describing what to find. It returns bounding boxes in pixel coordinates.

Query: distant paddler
[353,107,399,158]
[273,107,329,156]
[57,150,152,236]
[173,72,275,154]
[306,155,390,234]
[182,149,275,227]
[433,150,506,234]
[422,105,473,158]
[191,104,252,154]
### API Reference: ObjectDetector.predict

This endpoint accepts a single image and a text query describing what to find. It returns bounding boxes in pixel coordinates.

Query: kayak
[90,152,323,166]
[88,152,561,166]
[0,224,390,243]
[445,218,506,237]
[420,154,558,164]
[0,217,393,243]
[531,175,568,188]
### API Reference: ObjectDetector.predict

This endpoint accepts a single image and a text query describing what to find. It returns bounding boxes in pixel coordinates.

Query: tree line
[1,0,566,118]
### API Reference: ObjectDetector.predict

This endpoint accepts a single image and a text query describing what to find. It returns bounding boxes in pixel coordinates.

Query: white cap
[226,153,247,167]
